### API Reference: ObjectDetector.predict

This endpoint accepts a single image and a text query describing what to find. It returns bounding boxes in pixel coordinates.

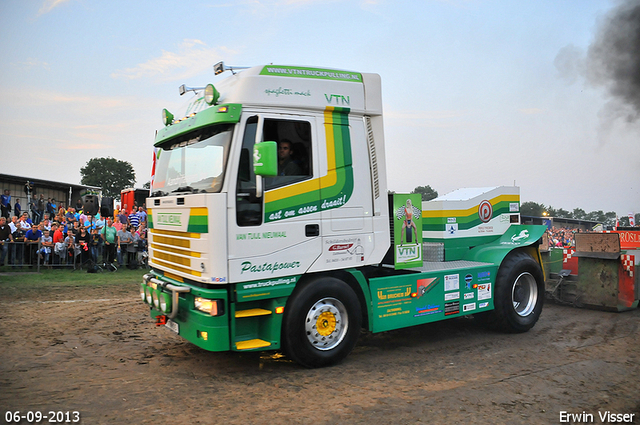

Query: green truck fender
[463,224,547,268]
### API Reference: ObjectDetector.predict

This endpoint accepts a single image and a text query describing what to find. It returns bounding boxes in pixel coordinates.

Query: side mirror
[253,141,278,177]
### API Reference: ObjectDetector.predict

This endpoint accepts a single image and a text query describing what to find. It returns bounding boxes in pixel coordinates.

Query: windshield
[152,124,233,196]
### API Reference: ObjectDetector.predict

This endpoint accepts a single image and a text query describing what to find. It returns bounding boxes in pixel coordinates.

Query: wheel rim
[511,272,538,317]
[304,297,348,351]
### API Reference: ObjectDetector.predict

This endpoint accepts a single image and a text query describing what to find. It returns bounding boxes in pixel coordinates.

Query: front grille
[150,228,203,277]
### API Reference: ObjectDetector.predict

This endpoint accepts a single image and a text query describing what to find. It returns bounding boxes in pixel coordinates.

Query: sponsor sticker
[477,283,492,300]
[463,302,476,312]
[445,292,460,301]
[444,301,460,316]
[445,274,460,292]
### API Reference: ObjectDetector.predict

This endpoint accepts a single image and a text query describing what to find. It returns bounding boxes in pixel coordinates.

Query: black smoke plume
[587,0,640,121]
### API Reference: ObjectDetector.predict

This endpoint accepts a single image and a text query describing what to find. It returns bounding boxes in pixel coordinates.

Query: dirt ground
[0,275,638,425]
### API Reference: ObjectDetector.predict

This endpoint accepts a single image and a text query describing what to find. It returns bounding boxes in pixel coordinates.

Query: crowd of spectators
[0,189,148,271]
[546,226,587,248]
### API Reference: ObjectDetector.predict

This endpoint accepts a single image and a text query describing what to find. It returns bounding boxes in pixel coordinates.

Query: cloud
[111,40,235,82]
[11,58,50,71]
[38,0,71,15]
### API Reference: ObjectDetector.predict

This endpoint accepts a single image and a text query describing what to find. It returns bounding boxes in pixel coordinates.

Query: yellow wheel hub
[316,311,336,336]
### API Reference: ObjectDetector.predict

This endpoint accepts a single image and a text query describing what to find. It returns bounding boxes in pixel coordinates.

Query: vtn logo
[325,94,350,105]
[396,244,420,262]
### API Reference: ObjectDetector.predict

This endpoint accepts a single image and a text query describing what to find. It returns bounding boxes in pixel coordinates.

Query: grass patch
[0,267,146,288]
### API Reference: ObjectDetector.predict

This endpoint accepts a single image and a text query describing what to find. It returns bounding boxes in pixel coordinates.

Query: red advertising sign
[610,231,640,249]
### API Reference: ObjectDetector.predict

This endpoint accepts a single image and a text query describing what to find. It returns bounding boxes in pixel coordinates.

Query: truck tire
[478,251,544,333]
[282,277,361,368]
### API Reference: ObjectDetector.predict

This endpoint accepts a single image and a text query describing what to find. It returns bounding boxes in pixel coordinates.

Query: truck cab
[142,64,546,367]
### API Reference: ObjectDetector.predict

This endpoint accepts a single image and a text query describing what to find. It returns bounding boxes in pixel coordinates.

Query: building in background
[0,173,101,214]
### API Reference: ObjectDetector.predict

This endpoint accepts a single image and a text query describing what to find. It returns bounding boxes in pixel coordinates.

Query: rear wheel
[477,251,544,333]
[282,277,361,368]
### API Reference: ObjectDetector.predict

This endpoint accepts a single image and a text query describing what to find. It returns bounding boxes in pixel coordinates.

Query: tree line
[80,158,637,228]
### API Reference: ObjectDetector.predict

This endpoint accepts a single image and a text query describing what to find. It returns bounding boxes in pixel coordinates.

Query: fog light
[152,290,160,309]
[160,293,171,313]
[145,287,153,305]
[140,283,146,302]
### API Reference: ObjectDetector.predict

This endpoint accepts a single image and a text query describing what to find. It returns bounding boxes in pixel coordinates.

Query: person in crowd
[75,226,91,265]
[0,217,13,266]
[13,198,21,218]
[128,208,140,229]
[1,189,11,219]
[101,217,117,266]
[11,218,26,266]
[39,229,53,265]
[83,215,96,231]
[65,207,77,228]
[118,205,129,227]
[78,210,88,227]
[64,230,78,264]
[137,206,147,225]
[113,216,123,232]
[41,217,52,232]
[94,214,105,232]
[126,227,138,269]
[24,223,43,264]
[75,198,83,212]
[134,222,148,266]
[89,227,101,264]
[29,199,38,224]
[46,198,56,218]
[117,225,134,266]
[36,194,45,224]
[51,223,65,264]
[19,213,32,230]
[52,222,64,244]
[8,216,19,264]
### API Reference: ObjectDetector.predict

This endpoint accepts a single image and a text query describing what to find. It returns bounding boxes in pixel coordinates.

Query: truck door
[228,113,322,282]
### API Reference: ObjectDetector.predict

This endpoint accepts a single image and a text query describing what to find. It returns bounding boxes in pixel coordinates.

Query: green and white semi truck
[141,63,546,367]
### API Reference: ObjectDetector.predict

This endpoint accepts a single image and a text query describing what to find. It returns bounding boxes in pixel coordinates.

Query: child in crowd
[39,230,53,264]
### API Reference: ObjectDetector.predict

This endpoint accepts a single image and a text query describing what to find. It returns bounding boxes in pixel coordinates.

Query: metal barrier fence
[0,241,148,272]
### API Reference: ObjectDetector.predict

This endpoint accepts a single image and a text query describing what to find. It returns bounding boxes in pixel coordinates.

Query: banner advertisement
[393,193,423,270]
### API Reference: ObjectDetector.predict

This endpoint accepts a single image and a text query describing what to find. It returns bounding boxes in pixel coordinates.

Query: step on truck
[141,63,547,367]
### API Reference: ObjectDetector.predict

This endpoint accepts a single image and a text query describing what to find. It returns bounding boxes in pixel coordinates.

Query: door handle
[305,224,319,237]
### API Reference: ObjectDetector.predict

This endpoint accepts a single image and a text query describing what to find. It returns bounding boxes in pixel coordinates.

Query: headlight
[194,297,223,316]
[152,291,160,309]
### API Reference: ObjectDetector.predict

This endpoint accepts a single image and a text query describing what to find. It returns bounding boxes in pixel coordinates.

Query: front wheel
[478,251,544,333]
[282,277,361,368]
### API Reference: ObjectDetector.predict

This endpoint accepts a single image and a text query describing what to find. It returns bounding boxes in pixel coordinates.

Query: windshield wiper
[151,190,168,197]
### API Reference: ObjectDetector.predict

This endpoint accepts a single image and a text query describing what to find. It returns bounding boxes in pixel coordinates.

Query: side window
[264,119,312,191]
[235,116,313,227]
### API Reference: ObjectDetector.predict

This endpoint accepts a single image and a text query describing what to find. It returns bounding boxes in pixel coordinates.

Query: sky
[1,0,639,216]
